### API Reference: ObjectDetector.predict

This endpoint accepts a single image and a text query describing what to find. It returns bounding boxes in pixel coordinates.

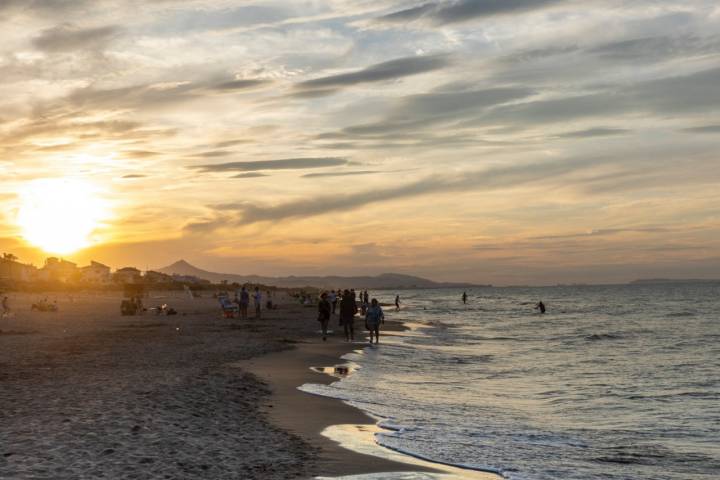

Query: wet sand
[240,338,438,477]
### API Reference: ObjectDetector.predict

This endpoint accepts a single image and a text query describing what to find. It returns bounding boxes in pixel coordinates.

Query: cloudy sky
[1,0,719,285]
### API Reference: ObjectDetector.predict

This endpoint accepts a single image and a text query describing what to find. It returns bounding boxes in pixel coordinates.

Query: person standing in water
[317,292,332,341]
[339,289,357,342]
[462,291,467,304]
[395,294,400,311]
[535,301,546,314]
[365,298,385,344]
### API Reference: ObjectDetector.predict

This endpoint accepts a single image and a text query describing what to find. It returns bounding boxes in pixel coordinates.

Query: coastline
[239,336,436,477]
[2,291,501,479]
[242,318,504,480]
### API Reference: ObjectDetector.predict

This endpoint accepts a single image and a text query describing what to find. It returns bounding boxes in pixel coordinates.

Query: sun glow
[17,178,110,255]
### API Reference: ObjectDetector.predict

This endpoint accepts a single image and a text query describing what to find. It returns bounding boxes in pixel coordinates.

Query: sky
[1,0,719,285]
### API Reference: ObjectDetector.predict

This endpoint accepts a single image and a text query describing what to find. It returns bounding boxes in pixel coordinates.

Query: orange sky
[1,1,720,285]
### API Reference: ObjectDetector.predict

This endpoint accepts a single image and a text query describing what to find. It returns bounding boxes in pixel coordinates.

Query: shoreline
[241,319,503,480]
[239,330,437,477]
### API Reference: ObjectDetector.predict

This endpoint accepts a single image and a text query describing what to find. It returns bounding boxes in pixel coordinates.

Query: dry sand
[1,291,320,479]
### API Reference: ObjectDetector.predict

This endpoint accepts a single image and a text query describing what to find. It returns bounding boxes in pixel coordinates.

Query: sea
[301,284,720,480]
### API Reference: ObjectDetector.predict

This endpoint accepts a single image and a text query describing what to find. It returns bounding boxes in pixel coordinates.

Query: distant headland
[158,260,486,290]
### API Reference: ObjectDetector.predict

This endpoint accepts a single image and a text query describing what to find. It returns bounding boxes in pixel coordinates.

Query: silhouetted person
[317,292,331,341]
[535,301,546,314]
[253,287,262,318]
[238,286,249,319]
[395,294,400,311]
[462,291,467,304]
[329,290,338,314]
[339,289,357,342]
[365,298,385,344]
[1,295,10,318]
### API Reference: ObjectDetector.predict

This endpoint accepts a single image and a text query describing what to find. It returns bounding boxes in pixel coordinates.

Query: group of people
[232,286,267,319]
[317,289,385,343]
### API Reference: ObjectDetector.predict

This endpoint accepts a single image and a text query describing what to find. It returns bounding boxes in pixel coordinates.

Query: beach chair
[219,297,239,318]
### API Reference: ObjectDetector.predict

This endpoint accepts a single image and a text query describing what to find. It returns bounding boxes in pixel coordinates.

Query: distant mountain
[158,260,483,289]
[629,278,720,285]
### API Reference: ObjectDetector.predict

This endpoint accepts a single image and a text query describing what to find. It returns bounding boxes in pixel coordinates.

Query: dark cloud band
[194,157,348,173]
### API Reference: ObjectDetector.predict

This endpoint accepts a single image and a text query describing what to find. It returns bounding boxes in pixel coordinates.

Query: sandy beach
[0,291,317,478]
[0,291,444,479]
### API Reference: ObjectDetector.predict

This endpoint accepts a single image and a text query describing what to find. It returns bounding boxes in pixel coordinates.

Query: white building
[114,267,142,284]
[79,261,111,284]
[0,254,37,283]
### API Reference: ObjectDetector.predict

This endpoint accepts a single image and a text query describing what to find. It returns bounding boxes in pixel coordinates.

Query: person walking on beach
[328,290,337,314]
[365,298,385,344]
[317,292,332,341]
[535,300,546,314]
[1,295,11,318]
[339,289,357,342]
[462,291,467,304]
[238,286,250,319]
[253,287,262,319]
[395,294,400,311]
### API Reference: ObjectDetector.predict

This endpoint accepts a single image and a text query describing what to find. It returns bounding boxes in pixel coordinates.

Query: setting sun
[16,178,109,255]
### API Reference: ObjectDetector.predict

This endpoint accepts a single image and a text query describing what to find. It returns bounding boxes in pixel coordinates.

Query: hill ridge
[158,260,483,289]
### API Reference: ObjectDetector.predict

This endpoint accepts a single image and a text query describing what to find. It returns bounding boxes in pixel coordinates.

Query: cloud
[121,174,147,179]
[588,35,720,62]
[460,66,720,129]
[317,87,535,141]
[377,0,564,25]
[62,77,268,112]
[530,227,672,240]
[33,24,121,52]
[682,125,720,134]
[120,150,160,158]
[185,155,596,231]
[234,172,269,178]
[302,170,380,178]
[0,1,89,15]
[194,157,348,173]
[557,128,631,138]
[211,79,271,91]
[192,150,234,158]
[294,54,451,94]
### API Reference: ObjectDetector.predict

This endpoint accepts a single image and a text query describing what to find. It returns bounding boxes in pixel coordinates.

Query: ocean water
[301,284,720,480]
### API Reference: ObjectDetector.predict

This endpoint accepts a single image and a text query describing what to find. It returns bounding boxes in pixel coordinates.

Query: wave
[374,433,509,479]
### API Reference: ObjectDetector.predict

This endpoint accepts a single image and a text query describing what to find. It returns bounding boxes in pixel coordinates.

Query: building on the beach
[38,257,78,283]
[0,254,38,283]
[79,261,112,284]
[143,270,174,284]
[113,267,142,284]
